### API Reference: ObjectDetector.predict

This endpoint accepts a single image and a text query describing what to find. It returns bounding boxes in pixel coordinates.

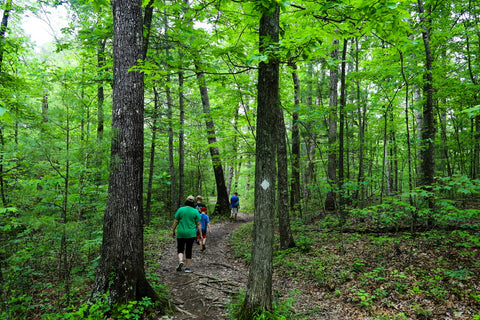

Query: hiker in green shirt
[171,195,202,273]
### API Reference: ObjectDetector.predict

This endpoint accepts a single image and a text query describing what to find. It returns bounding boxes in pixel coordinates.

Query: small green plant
[61,295,158,320]
[411,303,432,318]
[355,289,373,307]
[61,294,111,320]
[295,235,315,253]
[444,268,474,281]
[227,289,299,320]
[114,297,153,319]
[373,313,409,320]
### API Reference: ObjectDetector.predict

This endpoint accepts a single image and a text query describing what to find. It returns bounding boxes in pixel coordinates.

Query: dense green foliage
[0,0,479,317]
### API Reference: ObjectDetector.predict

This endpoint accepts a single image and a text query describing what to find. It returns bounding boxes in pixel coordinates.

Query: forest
[0,0,479,319]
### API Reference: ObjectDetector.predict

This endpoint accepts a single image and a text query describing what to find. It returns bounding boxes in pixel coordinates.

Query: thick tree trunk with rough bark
[92,0,163,307]
[239,4,280,318]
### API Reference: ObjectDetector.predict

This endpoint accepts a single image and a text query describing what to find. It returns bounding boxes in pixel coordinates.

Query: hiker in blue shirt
[197,206,211,252]
[230,192,239,221]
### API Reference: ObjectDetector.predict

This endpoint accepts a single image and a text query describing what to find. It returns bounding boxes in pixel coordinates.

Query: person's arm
[207,222,211,234]
[171,219,179,238]
[196,220,203,238]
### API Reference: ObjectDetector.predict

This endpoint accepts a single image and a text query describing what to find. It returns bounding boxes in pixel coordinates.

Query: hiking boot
[176,261,184,272]
[201,244,206,251]
[184,268,191,273]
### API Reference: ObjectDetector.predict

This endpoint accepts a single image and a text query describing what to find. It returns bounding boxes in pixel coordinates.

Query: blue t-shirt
[230,195,239,208]
[199,213,210,232]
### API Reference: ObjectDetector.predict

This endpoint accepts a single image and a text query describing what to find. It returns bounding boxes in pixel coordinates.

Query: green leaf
[460,105,480,118]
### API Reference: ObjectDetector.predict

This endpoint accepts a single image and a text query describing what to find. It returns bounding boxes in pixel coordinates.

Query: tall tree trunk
[0,0,11,207]
[178,70,185,209]
[466,27,479,179]
[277,106,295,250]
[169,74,178,213]
[338,39,347,222]
[391,116,398,193]
[289,62,301,215]
[353,38,367,208]
[381,105,389,201]
[302,64,317,212]
[142,0,154,59]
[399,50,417,230]
[240,4,279,318]
[145,86,160,226]
[417,0,436,211]
[143,0,156,226]
[60,100,71,306]
[1,3,12,317]
[436,106,452,177]
[195,66,230,216]
[0,0,12,66]
[92,0,163,307]
[227,104,240,196]
[475,116,480,179]
[42,92,49,123]
[96,17,106,142]
[325,39,339,212]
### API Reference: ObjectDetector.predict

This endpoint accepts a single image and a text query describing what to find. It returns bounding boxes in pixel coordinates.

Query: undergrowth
[229,205,480,319]
[227,289,302,320]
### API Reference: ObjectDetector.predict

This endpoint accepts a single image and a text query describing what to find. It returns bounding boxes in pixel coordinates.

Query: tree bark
[289,63,302,215]
[338,39,347,222]
[353,38,367,208]
[0,0,12,66]
[92,0,163,307]
[277,105,295,250]
[145,86,160,226]
[195,66,230,216]
[302,64,317,212]
[96,5,107,143]
[239,4,279,317]
[325,39,339,212]
[417,0,436,210]
[466,29,479,179]
[178,70,185,209]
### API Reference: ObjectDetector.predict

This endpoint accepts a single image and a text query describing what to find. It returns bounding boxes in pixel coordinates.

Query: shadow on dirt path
[158,212,252,319]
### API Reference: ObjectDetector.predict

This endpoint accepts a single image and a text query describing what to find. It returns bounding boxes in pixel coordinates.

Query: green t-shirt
[174,206,201,238]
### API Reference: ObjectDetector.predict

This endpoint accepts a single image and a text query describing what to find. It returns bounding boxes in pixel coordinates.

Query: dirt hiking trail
[157,212,361,320]
[158,213,251,319]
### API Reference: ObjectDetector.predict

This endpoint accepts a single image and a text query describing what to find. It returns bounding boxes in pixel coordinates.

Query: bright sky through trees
[21,5,68,48]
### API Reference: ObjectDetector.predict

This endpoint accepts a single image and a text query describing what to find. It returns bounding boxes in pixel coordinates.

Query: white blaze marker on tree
[261,180,270,190]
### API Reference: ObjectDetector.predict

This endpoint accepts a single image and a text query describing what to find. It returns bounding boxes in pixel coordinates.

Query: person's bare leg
[185,258,192,268]
[176,253,184,271]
